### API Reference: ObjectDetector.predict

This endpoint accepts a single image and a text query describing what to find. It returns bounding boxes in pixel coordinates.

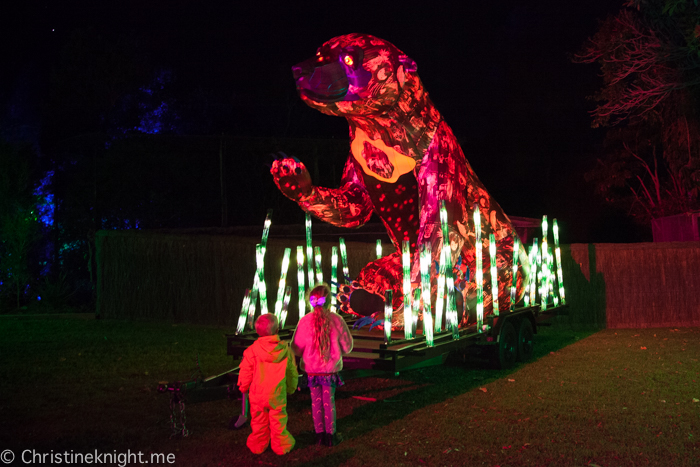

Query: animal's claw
[353,316,376,329]
[369,319,384,331]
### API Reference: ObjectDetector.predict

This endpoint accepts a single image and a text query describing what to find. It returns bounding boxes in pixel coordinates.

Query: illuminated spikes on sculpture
[274,248,291,321]
[510,237,520,312]
[339,237,350,284]
[331,246,338,312]
[553,219,566,305]
[384,290,393,345]
[236,289,252,334]
[402,239,413,340]
[474,205,483,332]
[296,246,306,320]
[420,244,434,347]
[280,286,292,329]
[489,233,499,317]
[314,246,323,285]
[376,239,382,259]
[255,244,268,315]
[305,213,315,288]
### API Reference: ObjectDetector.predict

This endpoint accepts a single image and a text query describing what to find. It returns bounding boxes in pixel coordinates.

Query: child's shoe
[324,432,343,447]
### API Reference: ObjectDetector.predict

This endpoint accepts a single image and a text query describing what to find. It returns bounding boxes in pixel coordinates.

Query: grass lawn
[0,313,698,466]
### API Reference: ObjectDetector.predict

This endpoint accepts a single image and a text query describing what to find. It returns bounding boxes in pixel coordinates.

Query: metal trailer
[157,303,566,437]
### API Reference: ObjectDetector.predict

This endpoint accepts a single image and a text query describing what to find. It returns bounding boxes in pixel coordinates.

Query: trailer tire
[517,318,534,362]
[494,321,518,369]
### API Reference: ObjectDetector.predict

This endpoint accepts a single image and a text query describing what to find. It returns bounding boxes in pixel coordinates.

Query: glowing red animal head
[292,33,417,117]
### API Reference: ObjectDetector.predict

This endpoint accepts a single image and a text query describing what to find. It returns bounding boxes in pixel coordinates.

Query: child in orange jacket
[291,283,353,447]
[238,313,298,455]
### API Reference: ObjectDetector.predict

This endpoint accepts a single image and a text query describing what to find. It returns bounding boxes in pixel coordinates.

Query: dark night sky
[2,0,642,243]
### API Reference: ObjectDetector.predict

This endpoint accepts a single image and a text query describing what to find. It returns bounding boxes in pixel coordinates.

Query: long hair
[308,283,332,362]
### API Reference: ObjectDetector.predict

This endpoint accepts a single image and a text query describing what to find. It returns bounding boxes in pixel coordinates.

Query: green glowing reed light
[236,289,251,334]
[376,239,382,259]
[402,239,413,340]
[255,244,268,314]
[540,216,549,311]
[420,244,434,347]
[530,238,538,307]
[510,237,520,312]
[384,290,393,345]
[412,288,421,339]
[435,202,449,332]
[261,209,272,252]
[331,246,338,312]
[296,246,306,320]
[489,233,499,317]
[247,284,258,330]
[305,213,315,288]
[339,237,349,284]
[274,248,291,320]
[474,206,483,331]
[446,260,459,339]
[280,286,292,329]
[314,246,323,285]
[553,219,566,305]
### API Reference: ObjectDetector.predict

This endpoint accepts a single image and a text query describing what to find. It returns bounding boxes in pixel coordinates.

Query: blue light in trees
[34,171,55,227]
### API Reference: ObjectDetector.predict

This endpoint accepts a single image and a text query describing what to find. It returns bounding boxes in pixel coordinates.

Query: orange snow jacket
[238,335,298,407]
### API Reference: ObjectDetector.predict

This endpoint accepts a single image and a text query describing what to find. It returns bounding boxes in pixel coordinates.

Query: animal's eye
[343,55,354,67]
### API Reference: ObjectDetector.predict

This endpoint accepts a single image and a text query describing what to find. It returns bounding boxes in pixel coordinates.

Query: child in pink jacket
[238,313,298,455]
[291,283,353,447]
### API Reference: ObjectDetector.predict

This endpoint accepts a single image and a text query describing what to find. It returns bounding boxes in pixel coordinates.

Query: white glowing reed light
[255,244,268,315]
[489,233,499,317]
[296,246,306,320]
[236,289,251,334]
[529,239,538,307]
[331,246,338,312]
[314,246,323,285]
[376,239,382,259]
[474,206,483,331]
[402,239,413,340]
[280,286,292,329]
[412,288,421,339]
[384,290,393,345]
[435,203,449,332]
[274,248,291,320]
[420,244,434,347]
[339,237,349,284]
[553,219,566,305]
[261,209,272,252]
[510,237,520,312]
[305,213,315,288]
[540,216,548,311]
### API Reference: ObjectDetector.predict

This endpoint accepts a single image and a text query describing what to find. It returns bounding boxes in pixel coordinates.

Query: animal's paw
[270,152,313,201]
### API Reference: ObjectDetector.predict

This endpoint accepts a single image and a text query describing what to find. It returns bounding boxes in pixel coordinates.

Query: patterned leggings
[310,385,336,434]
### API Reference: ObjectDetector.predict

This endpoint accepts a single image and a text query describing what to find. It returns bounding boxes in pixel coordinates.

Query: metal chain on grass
[169,393,189,438]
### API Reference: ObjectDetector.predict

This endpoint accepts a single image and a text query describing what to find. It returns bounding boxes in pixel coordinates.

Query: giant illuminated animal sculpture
[271,33,529,329]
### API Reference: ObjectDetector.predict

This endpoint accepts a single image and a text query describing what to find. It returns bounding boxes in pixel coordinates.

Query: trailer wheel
[517,318,534,362]
[494,321,518,369]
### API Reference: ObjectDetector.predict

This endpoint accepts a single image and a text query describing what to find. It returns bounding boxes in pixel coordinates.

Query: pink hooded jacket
[238,335,298,406]
[291,312,353,374]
